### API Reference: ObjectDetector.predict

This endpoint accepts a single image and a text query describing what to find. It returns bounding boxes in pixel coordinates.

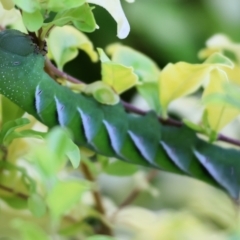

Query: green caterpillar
[0,29,239,198]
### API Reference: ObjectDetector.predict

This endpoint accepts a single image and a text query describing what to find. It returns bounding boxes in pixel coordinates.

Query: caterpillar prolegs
[0,29,239,198]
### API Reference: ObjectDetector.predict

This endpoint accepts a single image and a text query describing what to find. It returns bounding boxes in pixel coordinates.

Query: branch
[45,59,240,148]
[0,184,28,200]
[80,162,113,236]
[118,170,159,209]
[45,58,84,84]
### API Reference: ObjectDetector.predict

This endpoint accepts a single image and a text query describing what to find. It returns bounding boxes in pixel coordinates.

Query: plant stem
[80,162,113,236]
[45,59,84,84]
[45,58,240,148]
[118,170,159,209]
[0,184,28,200]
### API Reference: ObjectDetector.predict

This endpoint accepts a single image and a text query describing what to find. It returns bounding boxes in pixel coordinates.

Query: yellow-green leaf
[47,180,90,219]
[98,48,138,94]
[22,10,43,32]
[202,69,240,132]
[48,25,98,70]
[1,0,14,10]
[84,81,120,105]
[107,43,160,82]
[159,53,234,117]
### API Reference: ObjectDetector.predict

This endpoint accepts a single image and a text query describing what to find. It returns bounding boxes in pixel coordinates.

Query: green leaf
[33,127,80,176]
[12,220,50,240]
[46,127,80,168]
[42,3,96,39]
[13,0,40,13]
[48,25,98,70]
[64,139,81,169]
[1,95,25,125]
[47,0,85,12]
[3,129,45,146]
[1,196,27,209]
[137,83,162,114]
[103,159,138,176]
[0,118,30,145]
[22,10,43,32]
[28,194,47,217]
[86,235,116,240]
[47,180,90,219]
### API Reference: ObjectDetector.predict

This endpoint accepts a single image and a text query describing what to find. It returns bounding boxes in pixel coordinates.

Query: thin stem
[80,162,113,236]
[45,58,240,148]
[0,184,28,200]
[45,58,84,84]
[118,170,159,209]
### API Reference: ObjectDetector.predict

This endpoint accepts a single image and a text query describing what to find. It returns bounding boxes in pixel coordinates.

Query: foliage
[0,0,239,239]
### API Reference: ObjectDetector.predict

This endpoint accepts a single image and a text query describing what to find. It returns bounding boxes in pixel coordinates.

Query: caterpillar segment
[0,29,229,194]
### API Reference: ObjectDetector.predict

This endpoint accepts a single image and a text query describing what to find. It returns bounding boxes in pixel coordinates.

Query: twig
[45,58,240,148]
[0,184,28,200]
[80,162,113,236]
[45,58,84,84]
[110,170,159,222]
[118,170,159,209]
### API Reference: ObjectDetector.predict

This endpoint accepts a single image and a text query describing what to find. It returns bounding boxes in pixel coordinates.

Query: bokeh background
[64,0,240,239]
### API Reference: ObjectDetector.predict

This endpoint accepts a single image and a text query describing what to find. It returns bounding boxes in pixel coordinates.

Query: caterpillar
[0,29,239,198]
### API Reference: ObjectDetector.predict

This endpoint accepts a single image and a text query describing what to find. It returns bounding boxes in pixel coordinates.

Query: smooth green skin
[0,30,240,199]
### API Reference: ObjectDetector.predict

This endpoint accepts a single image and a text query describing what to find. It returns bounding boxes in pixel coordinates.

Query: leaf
[12,220,50,240]
[86,235,116,240]
[0,118,30,145]
[28,193,47,217]
[48,25,98,69]
[47,180,90,219]
[13,0,40,13]
[47,0,85,12]
[33,127,80,177]
[84,81,120,105]
[1,0,14,10]
[87,0,130,39]
[0,5,21,29]
[46,127,80,168]
[202,69,240,132]
[159,53,233,117]
[137,82,162,114]
[42,3,96,39]
[106,44,160,82]
[98,48,138,94]
[1,95,25,125]
[3,129,45,146]
[22,10,43,32]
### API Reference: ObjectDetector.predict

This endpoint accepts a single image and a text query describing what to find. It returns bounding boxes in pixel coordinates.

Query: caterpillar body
[0,29,239,198]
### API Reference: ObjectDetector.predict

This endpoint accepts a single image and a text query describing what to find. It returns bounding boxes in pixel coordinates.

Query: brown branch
[45,58,84,84]
[45,58,240,148]
[118,170,159,209]
[80,161,113,236]
[0,184,28,200]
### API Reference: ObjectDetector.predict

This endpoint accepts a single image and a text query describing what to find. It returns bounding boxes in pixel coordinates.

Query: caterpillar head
[0,29,36,56]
